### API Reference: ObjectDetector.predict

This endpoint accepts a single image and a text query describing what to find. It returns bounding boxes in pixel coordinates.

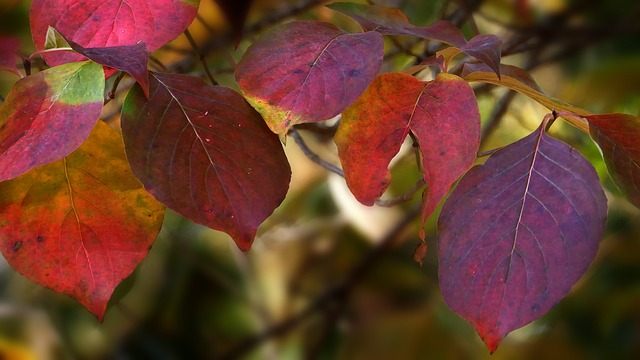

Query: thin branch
[104,71,126,105]
[375,179,425,207]
[184,29,218,85]
[148,55,168,72]
[217,203,422,360]
[480,90,517,140]
[27,47,74,62]
[289,127,344,177]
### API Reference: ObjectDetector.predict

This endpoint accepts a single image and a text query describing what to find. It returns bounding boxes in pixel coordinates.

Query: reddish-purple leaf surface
[438,123,607,352]
[0,36,21,77]
[213,0,253,46]
[0,61,104,182]
[335,72,480,221]
[30,0,199,67]
[235,20,383,136]
[0,121,165,321]
[459,34,502,78]
[327,2,502,77]
[60,33,150,98]
[587,113,640,207]
[121,73,291,250]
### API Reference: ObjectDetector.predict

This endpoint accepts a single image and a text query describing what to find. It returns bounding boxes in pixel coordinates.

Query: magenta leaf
[235,20,383,136]
[121,73,291,251]
[0,61,105,182]
[0,36,22,77]
[30,0,199,67]
[59,30,150,97]
[586,113,640,207]
[438,123,607,352]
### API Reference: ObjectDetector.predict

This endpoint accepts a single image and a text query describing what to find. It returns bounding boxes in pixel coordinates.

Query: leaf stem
[289,127,345,177]
[375,178,426,207]
[183,29,218,85]
[104,71,125,104]
[28,47,74,62]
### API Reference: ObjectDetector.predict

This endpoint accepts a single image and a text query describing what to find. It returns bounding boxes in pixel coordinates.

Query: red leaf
[235,20,383,136]
[213,0,253,47]
[0,121,165,320]
[335,72,480,222]
[328,3,501,77]
[121,73,291,250]
[30,0,199,67]
[438,123,607,352]
[0,36,22,77]
[0,61,105,182]
[587,113,640,207]
[60,32,150,98]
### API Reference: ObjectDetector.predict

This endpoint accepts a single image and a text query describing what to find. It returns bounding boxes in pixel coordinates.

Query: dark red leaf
[0,61,104,182]
[0,36,21,77]
[235,20,383,136]
[213,0,253,47]
[587,113,640,207]
[0,121,165,320]
[327,2,467,46]
[335,72,480,222]
[121,73,291,250]
[459,34,502,78]
[30,0,199,67]
[438,123,607,352]
[61,33,150,98]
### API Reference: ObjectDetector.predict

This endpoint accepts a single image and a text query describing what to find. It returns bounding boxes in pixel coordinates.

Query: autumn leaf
[235,20,383,137]
[0,61,104,182]
[30,0,199,67]
[586,113,640,207]
[0,37,22,77]
[438,122,607,352]
[121,73,291,251]
[0,121,165,321]
[328,2,502,77]
[335,72,480,222]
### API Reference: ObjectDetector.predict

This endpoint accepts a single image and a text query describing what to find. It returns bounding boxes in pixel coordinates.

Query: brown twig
[289,127,344,177]
[184,29,218,85]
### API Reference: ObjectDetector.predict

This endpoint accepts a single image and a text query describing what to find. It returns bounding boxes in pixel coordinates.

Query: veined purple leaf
[235,20,383,136]
[438,122,607,352]
[121,73,291,250]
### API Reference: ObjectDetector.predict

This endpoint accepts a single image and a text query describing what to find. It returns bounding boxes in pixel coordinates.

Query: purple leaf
[459,34,502,78]
[235,20,383,136]
[438,123,607,352]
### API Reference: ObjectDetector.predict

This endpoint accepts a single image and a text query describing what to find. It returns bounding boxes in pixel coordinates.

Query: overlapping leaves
[0,121,165,320]
[335,72,480,221]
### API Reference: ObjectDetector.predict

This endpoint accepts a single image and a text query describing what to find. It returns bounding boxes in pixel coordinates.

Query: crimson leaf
[438,122,607,352]
[121,73,291,250]
[30,0,199,67]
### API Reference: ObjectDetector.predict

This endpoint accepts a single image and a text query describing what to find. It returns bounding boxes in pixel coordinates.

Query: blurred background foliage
[1,0,640,359]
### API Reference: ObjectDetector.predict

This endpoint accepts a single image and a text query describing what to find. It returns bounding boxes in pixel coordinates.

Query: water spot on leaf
[12,241,22,251]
